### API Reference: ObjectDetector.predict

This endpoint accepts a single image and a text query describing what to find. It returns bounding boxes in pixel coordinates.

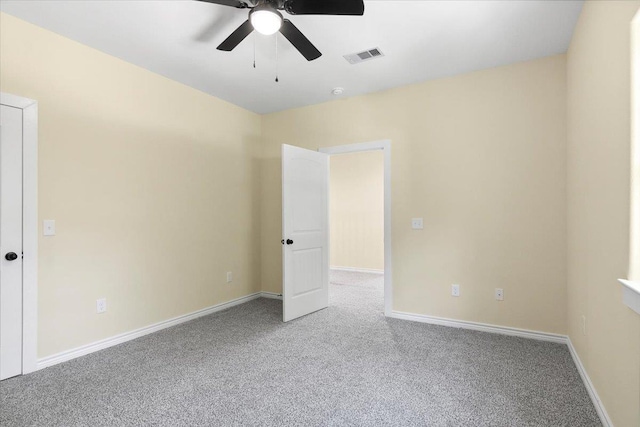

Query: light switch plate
[411,218,424,230]
[43,220,55,236]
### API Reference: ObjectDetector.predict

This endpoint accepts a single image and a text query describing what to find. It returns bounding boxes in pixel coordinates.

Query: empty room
[1,0,639,426]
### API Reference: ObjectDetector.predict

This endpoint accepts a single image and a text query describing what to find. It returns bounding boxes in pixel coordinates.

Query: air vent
[344,47,384,65]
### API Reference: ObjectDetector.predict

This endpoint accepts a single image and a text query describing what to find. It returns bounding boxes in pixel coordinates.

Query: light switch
[43,220,55,236]
[411,218,424,230]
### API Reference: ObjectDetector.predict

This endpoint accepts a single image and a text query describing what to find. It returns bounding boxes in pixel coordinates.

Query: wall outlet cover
[43,219,55,236]
[495,288,504,301]
[411,218,424,230]
[451,284,460,297]
[96,298,107,314]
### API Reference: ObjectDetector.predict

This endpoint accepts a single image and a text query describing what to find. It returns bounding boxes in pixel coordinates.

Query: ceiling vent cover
[344,47,384,64]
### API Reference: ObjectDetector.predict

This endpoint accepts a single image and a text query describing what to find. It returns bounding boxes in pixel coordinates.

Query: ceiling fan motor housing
[250,2,283,16]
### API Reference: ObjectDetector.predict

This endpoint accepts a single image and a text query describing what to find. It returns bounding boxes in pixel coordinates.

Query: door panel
[290,158,324,232]
[0,105,23,380]
[282,144,329,322]
[292,248,323,296]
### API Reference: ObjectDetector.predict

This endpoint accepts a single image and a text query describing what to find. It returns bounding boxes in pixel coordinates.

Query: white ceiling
[1,0,583,114]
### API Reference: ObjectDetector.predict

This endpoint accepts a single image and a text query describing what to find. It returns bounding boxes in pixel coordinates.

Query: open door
[1,105,24,380]
[282,144,329,322]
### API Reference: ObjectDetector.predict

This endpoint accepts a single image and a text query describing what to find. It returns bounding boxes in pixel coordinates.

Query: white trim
[260,291,283,300]
[37,292,263,370]
[0,93,37,110]
[389,310,568,344]
[389,310,612,425]
[389,311,613,427]
[330,266,384,275]
[0,92,38,375]
[567,338,613,427]
[319,140,392,316]
[618,279,640,315]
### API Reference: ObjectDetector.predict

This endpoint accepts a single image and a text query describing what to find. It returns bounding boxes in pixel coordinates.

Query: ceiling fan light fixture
[250,6,283,36]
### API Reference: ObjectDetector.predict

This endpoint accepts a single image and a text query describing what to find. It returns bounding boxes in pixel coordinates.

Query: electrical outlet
[495,288,504,301]
[581,315,586,335]
[451,284,460,297]
[43,220,56,236]
[96,298,107,314]
[411,218,424,230]
[226,271,233,283]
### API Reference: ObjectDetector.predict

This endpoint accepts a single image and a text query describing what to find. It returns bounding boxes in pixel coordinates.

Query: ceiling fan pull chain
[253,32,256,69]
[275,33,279,82]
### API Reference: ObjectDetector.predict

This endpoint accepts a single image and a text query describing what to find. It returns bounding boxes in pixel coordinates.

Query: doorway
[320,140,392,316]
[0,93,38,378]
[328,150,384,312]
[280,140,391,322]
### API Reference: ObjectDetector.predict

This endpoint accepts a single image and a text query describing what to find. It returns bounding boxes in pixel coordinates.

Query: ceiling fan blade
[284,0,364,16]
[279,19,321,61]
[195,0,248,9]
[217,20,254,51]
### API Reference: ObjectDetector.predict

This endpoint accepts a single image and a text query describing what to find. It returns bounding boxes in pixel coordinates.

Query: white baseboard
[260,291,283,300]
[37,292,263,370]
[567,338,612,427]
[389,310,568,344]
[390,310,613,425]
[330,266,384,274]
[34,291,610,427]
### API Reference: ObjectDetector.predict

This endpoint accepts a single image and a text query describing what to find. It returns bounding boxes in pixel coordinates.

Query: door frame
[1,92,38,375]
[319,140,392,316]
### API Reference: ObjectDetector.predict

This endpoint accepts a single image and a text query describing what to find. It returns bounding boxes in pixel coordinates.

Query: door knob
[5,252,18,261]
[286,239,293,245]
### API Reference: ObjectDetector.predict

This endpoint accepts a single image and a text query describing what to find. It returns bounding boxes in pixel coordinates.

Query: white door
[0,105,23,380]
[282,144,329,322]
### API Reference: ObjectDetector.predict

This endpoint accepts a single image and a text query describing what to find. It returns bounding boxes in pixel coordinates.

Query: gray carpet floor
[1,270,600,426]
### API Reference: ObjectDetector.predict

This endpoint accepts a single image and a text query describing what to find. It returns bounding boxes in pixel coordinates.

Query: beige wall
[632,11,640,281]
[262,55,568,334]
[330,151,384,271]
[0,13,262,358]
[566,2,640,426]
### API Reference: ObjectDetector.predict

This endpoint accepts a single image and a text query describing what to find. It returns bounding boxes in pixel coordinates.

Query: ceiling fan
[196,0,365,61]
